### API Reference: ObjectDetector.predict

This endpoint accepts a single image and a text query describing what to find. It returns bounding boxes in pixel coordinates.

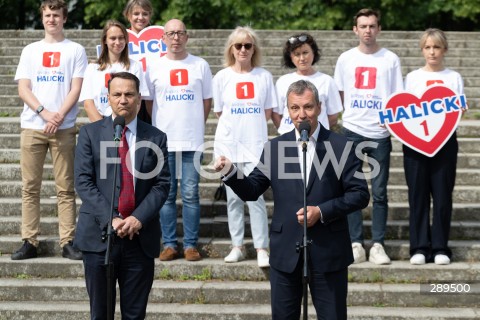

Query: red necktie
[118,126,135,217]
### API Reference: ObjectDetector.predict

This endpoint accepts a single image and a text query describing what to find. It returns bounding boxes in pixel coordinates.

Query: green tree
[2,0,480,31]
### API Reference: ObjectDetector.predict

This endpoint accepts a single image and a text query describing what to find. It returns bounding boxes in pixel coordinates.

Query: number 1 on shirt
[236,82,255,99]
[354,67,377,89]
[170,69,189,86]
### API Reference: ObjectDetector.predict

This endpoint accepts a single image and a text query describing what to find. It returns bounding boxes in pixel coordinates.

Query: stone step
[4,60,480,82]
[1,236,479,262]
[4,45,480,59]
[0,256,479,282]
[1,46,478,61]
[0,302,477,320]
[0,150,479,181]
[1,215,479,242]
[1,133,480,156]
[0,196,478,222]
[2,54,480,70]
[1,180,480,203]
[0,278,478,309]
[0,160,478,186]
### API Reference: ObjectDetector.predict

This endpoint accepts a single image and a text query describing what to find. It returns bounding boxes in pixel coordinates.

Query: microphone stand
[103,138,121,320]
[296,139,311,320]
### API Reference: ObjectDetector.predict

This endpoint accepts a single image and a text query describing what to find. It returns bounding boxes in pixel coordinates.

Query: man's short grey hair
[286,80,321,106]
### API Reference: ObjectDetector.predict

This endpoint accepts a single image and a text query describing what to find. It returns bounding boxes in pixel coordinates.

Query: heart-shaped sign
[95,26,167,72]
[127,26,167,71]
[380,85,466,157]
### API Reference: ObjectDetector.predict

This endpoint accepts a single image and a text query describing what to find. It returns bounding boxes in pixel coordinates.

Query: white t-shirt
[79,59,149,117]
[334,47,403,139]
[145,54,213,152]
[15,39,87,129]
[275,71,343,134]
[213,67,277,162]
[404,68,464,96]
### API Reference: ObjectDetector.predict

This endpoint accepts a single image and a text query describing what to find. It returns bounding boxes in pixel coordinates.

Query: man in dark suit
[74,72,170,319]
[215,80,370,319]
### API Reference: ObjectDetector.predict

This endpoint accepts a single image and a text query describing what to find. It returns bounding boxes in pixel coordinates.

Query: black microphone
[299,120,311,144]
[113,116,125,142]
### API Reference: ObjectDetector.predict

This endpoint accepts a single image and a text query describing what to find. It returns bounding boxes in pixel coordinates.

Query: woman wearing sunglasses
[213,26,277,267]
[272,33,342,134]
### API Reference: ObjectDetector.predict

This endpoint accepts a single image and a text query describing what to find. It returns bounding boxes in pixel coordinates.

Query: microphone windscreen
[299,120,311,133]
[113,115,125,128]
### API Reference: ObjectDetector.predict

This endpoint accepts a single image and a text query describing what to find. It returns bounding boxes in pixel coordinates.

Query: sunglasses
[288,35,308,44]
[233,43,253,50]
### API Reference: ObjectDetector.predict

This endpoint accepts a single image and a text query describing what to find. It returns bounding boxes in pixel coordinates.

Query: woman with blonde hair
[79,20,149,121]
[404,28,466,265]
[213,26,277,267]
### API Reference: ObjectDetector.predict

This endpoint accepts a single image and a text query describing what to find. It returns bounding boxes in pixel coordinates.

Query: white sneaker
[410,253,426,265]
[434,254,450,265]
[368,243,391,265]
[224,247,245,263]
[257,249,270,268]
[352,242,366,264]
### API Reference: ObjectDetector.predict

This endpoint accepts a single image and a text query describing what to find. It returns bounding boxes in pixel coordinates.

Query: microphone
[113,116,125,142]
[299,120,311,144]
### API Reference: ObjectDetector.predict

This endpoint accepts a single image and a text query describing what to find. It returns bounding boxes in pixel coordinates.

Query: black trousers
[269,255,348,320]
[82,235,154,320]
[403,133,458,260]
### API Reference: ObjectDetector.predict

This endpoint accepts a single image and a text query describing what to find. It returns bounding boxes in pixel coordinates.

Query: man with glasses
[333,8,403,265]
[145,18,213,262]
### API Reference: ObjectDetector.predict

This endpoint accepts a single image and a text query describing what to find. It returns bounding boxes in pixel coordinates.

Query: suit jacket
[226,125,370,273]
[74,117,170,258]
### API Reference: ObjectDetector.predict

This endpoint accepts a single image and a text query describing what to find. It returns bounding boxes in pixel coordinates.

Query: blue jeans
[342,128,391,244]
[160,151,201,249]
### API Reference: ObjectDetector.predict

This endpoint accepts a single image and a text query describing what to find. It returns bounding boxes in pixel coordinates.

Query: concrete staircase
[0,29,479,319]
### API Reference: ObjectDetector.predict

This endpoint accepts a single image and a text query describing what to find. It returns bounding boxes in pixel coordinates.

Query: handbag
[214,181,227,201]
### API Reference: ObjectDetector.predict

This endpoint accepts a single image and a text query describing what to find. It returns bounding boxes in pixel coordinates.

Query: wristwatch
[35,105,44,114]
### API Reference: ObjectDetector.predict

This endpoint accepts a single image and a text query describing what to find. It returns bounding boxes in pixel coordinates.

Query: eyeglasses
[288,35,308,44]
[165,31,187,39]
[233,43,253,50]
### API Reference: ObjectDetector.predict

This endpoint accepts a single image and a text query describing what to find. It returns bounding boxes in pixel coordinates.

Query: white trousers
[226,162,269,249]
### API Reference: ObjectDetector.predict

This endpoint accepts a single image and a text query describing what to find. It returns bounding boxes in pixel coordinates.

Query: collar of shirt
[112,115,138,183]
[295,122,320,184]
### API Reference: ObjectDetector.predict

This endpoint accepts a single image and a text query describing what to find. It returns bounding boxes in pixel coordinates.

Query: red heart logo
[127,26,167,71]
[382,85,464,157]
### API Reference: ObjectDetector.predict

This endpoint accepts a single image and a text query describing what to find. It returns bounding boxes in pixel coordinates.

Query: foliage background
[2,0,480,30]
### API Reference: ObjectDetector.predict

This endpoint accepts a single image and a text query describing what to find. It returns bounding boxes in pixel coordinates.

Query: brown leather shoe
[184,247,202,261]
[159,247,178,261]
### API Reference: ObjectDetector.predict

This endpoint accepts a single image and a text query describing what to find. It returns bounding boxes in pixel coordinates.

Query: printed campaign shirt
[15,39,87,130]
[213,67,277,163]
[334,47,403,139]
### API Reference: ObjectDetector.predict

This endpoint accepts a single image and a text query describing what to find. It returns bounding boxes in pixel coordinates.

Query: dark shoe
[159,247,178,261]
[62,241,83,260]
[184,247,202,261]
[11,241,37,260]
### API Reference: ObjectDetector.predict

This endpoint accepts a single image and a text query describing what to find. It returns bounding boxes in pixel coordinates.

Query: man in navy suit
[74,72,170,319]
[215,80,370,319]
